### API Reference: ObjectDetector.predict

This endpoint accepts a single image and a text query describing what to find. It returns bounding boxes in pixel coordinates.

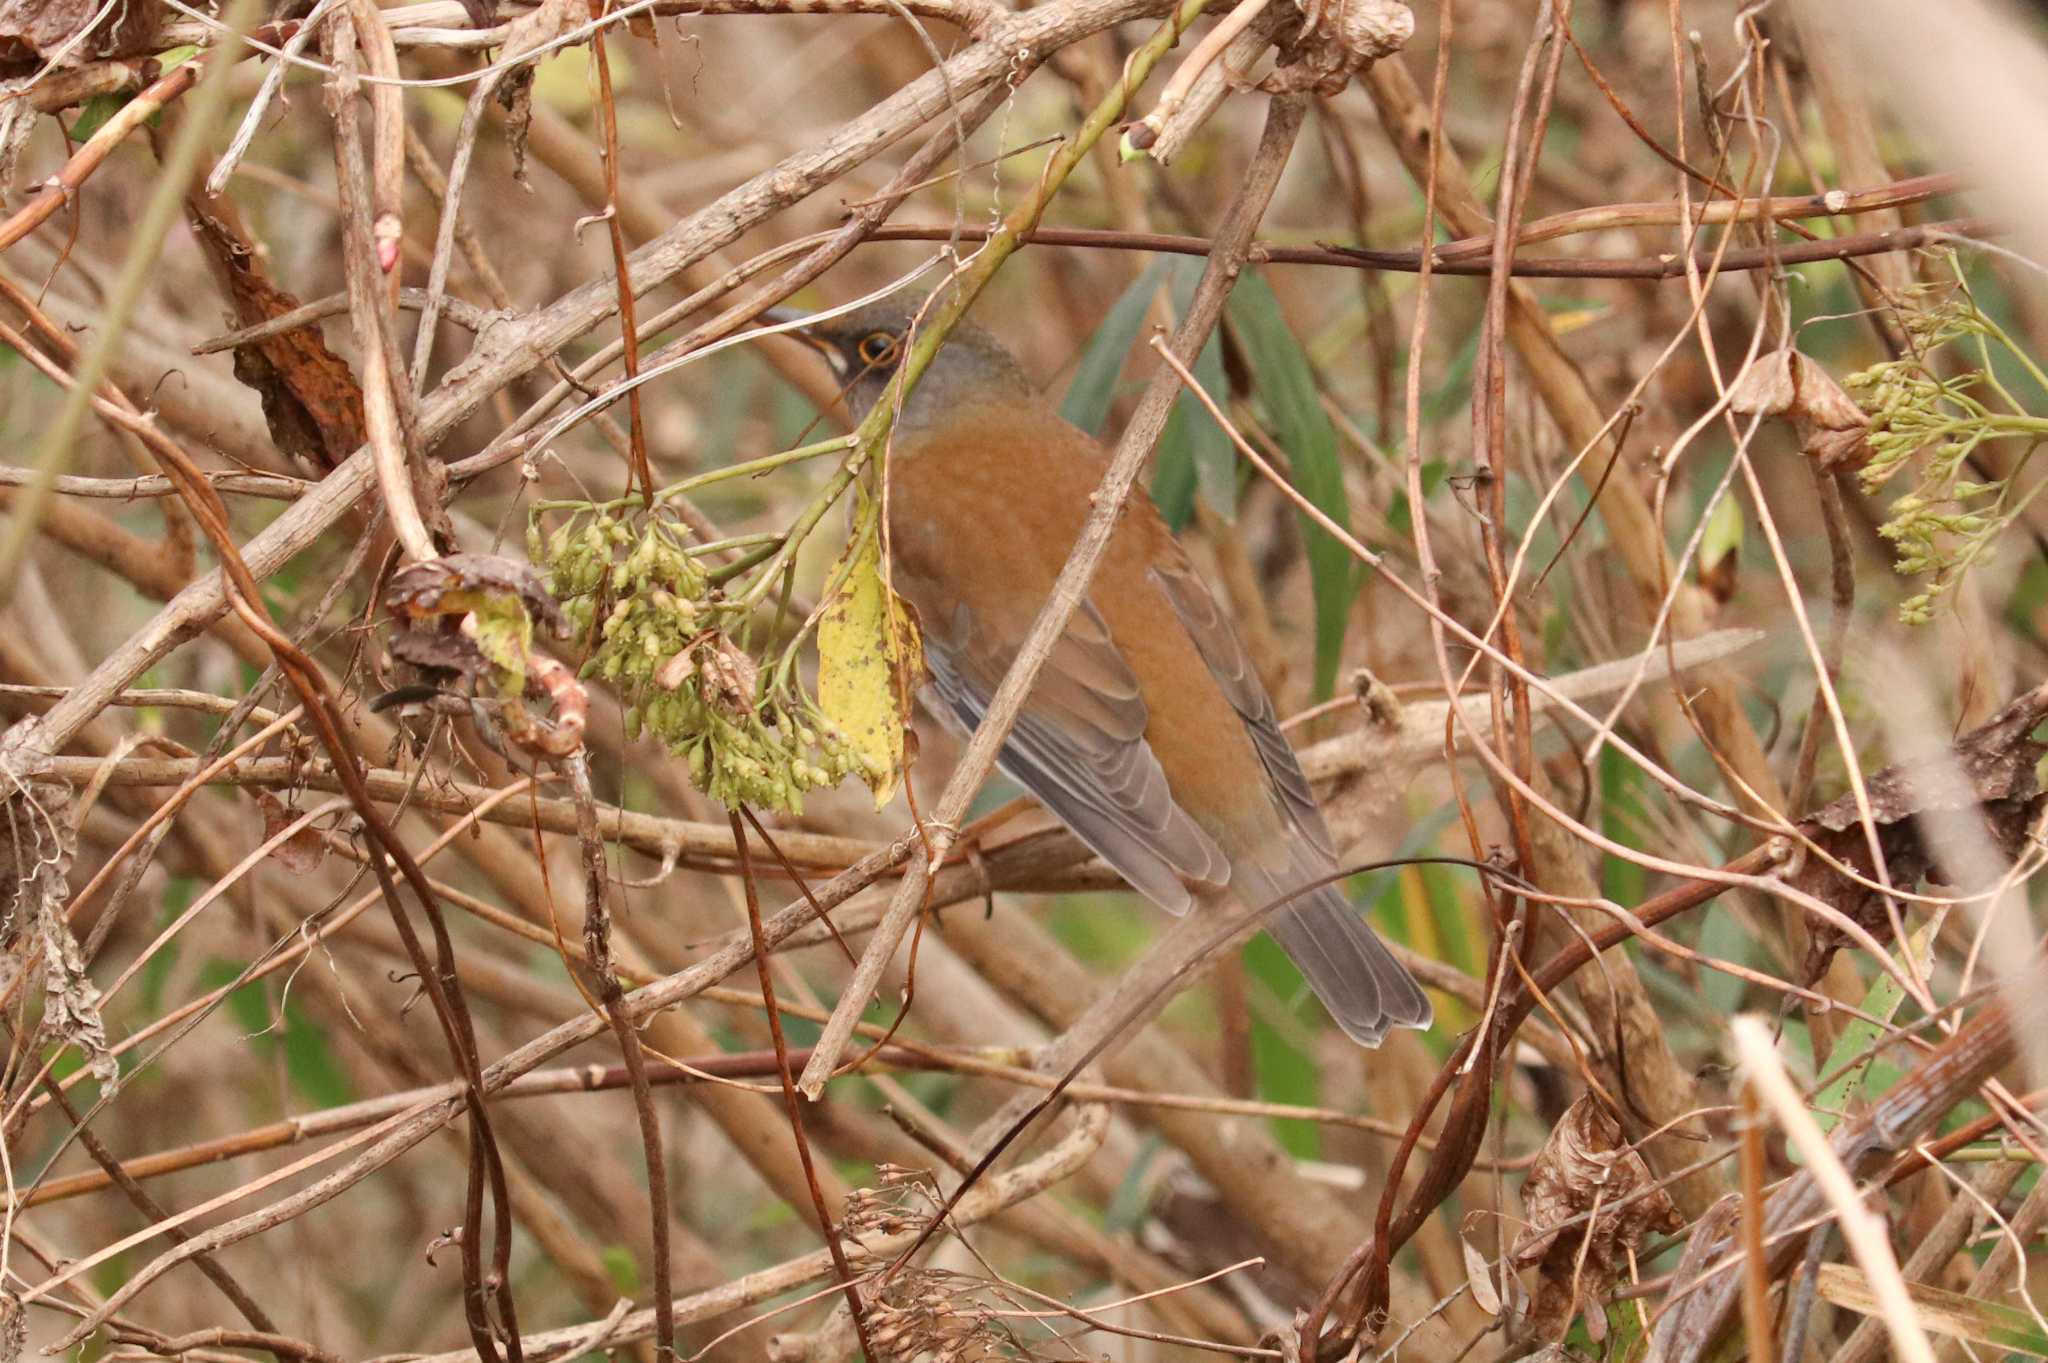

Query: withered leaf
[251,789,326,875]
[0,83,34,197]
[1512,1097,1683,1342]
[0,1291,23,1363]
[1463,1237,1502,1317]
[491,0,580,188]
[0,0,161,73]
[388,624,491,689]
[9,788,118,1085]
[387,555,583,757]
[817,518,920,808]
[1798,681,2048,982]
[388,553,567,636]
[187,209,367,471]
[1727,347,1874,472]
[695,633,760,718]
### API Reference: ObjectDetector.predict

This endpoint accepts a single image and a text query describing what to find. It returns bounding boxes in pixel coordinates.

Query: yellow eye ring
[855,332,898,366]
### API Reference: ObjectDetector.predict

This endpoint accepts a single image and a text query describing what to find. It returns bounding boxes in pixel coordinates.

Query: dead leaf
[186,208,368,471]
[1814,1262,2048,1355]
[1265,0,1412,94]
[492,0,580,188]
[388,625,491,688]
[1513,1097,1683,1342]
[695,632,760,717]
[0,781,68,948]
[0,82,34,196]
[4,785,118,1085]
[654,647,697,693]
[1797,681,2048,982]
[0,0,162,72]
[0,1291,23,1363]
[1727,347,1875,472]
[387,554,581,757]
[251,790,325,875]
[1463,1237,1502,1316]
[817,517,921,808]
[388,553,566,635]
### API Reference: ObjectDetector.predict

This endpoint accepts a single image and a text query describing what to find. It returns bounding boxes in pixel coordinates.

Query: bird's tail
[1238,864,1433,1046]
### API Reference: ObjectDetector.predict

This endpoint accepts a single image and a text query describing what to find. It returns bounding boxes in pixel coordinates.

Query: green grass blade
[1060,259,1169,434]
[1165,255,1236,522]
[1227,271,1356,698]
[1812,919,1935,1134]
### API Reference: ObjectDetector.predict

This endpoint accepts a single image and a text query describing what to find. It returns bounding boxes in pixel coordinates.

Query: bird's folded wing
[1149,553,1433,1039]
[1148,552,1336,861]
[923,597,1228,913]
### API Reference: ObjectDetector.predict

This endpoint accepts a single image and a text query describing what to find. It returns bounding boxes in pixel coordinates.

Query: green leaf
[1046,893,1150,971]
[1696,905,1751,1018]
[279,1002,352,1109]
[197,960,354,1108]
[1165,256,1235,522]
[1599,745,1648,907]
[1813,920,1935,1133]
[1383,458,1446,536]
[140,878,197,1015]
[1060,258,1232,530]
[201,959,272,1036]
[1227,272,1356,698]
[1061,260,1168,434]
[68,93,126,142]
[67,48,195,141]
[1699,483,1744,584]
[1104,1132,1166,1232]
[1243,933,1322,1159]
[1152,402,1199,528]
[601,1246,642,1295]
[1147,261,1234,530]
[1563,1297,1652,1358]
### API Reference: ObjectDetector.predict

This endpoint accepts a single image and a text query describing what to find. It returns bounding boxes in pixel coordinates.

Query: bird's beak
[759,305,848,375]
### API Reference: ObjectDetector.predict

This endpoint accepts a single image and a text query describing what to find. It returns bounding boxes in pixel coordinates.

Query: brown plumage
[782,299,1432,1045]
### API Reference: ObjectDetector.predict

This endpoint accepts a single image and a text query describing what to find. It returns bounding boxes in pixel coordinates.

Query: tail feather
[1245,869,1433,1046]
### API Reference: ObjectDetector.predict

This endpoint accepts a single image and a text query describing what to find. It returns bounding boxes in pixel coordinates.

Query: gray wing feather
[1148,562,1335,859]
[1246,865,1434,1044]
[1150,558,1432,1043]
[922,602,1228,914]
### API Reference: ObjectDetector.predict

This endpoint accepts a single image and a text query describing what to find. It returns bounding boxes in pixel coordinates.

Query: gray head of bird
[767,298,1037,434]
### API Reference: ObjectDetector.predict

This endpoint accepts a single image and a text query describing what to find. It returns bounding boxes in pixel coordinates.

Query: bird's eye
[855,332,899,366]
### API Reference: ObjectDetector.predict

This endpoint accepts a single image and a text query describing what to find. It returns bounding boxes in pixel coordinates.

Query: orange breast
[883,398,1281,851]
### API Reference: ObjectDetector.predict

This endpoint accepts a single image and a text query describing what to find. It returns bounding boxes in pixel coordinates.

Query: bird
[771,297,1432,1046]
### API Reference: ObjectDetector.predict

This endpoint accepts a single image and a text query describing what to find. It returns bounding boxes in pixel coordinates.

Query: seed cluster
[532,508,861,812]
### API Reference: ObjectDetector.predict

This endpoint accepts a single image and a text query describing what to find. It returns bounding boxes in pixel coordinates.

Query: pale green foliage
[530,506,860,813]
[464,593,537,702]
[1849,259,2048,623]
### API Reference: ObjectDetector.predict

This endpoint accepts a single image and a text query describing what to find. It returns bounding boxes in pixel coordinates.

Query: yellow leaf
[817,520,920,808]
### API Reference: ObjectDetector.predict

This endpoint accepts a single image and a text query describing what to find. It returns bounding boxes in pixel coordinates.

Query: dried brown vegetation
[1,1,2046,1361]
